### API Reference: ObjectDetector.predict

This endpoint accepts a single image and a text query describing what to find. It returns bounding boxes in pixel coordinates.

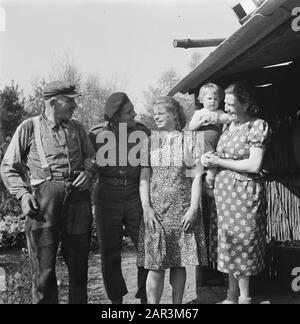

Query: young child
[189,83,233,190]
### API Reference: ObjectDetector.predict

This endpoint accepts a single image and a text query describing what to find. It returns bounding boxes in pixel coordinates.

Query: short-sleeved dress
[137,131,208,270]
[210,119,270,277]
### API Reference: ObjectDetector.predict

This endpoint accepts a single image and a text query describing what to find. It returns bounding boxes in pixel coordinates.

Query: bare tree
[75,74,116,130]
[48,54,82,88]
[27,56,128,130]
[188,52,203,70]
[143,69,181,113]
[158,70,181,93]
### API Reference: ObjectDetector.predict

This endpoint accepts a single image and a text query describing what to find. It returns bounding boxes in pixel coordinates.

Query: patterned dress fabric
[137,132,208,270]
[211,119,270,277]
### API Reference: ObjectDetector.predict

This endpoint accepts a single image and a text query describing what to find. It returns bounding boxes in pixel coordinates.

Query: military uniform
[1,110,95,304]
[89,121,150,302]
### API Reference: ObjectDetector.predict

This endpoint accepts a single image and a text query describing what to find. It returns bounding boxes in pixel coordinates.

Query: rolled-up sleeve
[0,120,31,199]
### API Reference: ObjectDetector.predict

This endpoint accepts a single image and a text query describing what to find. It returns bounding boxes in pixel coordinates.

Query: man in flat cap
[89,92,150,304]
[1,80,96,304]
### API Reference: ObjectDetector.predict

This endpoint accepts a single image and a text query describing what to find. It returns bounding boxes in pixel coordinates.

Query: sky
[0,0,240,112]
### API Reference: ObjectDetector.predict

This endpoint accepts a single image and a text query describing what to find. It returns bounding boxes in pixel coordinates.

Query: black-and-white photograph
[0,0,300,307]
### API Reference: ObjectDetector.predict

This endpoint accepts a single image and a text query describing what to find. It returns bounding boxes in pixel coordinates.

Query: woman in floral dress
[137,96,207,304]
[202,83,270,304]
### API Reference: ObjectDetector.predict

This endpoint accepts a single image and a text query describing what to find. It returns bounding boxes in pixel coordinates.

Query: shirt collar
[42,114,71,130]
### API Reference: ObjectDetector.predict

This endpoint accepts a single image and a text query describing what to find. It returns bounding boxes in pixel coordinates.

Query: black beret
[104,92,130,121]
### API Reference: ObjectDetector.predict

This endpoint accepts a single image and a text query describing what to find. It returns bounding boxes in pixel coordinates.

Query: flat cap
[104,92,130,121]
[43,80,81,99]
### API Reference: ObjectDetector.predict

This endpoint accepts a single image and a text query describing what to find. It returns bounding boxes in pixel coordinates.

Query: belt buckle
[115,177,124,186]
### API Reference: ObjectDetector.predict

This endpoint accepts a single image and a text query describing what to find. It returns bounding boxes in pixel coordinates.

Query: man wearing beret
[1,80,96,304]
[89,92,150,304]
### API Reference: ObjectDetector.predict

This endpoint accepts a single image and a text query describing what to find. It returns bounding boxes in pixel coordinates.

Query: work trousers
[26,180,92,304]
[95,181,147,301]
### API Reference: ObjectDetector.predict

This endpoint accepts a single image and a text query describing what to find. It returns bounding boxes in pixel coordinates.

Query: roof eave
[169,0,292,96]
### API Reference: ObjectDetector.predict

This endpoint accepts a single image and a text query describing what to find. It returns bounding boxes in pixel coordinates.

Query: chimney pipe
[173,38,225,49]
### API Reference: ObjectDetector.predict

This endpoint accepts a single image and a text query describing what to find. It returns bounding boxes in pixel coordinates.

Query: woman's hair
[152,96,186,131]
[225,82,260,117]
[198,83,224,103]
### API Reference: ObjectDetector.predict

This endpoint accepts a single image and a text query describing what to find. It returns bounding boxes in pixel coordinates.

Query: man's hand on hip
[21,193,40,217]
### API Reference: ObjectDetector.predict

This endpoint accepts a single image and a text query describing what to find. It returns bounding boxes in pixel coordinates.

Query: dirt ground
[56,251,300,305]
[1,249,300,304]
[56,251,198,304]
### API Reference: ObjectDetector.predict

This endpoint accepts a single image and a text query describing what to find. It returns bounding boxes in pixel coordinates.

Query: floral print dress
[137,132,208,270]
[210,119,270,277]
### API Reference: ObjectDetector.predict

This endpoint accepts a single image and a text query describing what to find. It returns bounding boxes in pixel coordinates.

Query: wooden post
[293,117,300,169]
[0,97,4,144]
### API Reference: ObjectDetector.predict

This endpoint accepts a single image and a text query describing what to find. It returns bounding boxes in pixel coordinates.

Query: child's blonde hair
[198,83,224,103]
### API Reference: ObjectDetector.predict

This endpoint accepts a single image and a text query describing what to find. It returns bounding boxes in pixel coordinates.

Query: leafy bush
[0,250,32,304]
[0,84,28,251]
[0,83,27,139]
[1,140,26,251]
[0,214,26,250]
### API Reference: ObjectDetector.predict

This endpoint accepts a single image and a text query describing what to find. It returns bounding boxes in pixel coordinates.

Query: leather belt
[100,176,139,186]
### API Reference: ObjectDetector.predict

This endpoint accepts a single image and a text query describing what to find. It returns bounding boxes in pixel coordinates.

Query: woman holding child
[137,96,207,304]
[202,82,271,304]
